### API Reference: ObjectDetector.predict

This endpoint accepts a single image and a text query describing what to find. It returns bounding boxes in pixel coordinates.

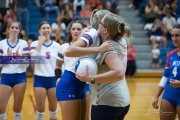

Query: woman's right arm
[65,39,99,57]
[152,54,170,109]
[65,40,115,57]
[30,35,45,56]
[152,85,164,109]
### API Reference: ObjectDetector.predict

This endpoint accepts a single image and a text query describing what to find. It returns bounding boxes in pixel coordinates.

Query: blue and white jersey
[0,39,29,73]
[80,28,101,59]
[164,48,180,84]
[58,43,79,73]
[30,40,61,77]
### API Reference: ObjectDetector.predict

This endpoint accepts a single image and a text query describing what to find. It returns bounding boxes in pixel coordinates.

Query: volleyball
[75,57,98,76]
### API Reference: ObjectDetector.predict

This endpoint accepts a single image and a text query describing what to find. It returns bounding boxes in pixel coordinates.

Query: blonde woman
[65,12,132,119]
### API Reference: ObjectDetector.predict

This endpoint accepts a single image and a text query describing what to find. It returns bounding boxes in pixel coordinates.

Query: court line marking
[29,95,36,113]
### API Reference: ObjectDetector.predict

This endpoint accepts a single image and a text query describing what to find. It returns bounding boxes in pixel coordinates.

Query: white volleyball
[75,57,98,76]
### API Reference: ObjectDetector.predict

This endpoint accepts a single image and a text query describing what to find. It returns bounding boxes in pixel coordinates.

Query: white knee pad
[14,112,22,120]
[0,113,7,120]
[36,111,44,120]
[49,109,58,119]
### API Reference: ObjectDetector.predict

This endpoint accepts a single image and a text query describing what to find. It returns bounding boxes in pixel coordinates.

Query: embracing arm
[94,53,125,83]
[65,39,99,57]
[65,40,115,57]
[76,52,125,83]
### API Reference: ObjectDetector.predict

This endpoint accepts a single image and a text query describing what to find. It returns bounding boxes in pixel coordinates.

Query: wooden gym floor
[5,77,163,120]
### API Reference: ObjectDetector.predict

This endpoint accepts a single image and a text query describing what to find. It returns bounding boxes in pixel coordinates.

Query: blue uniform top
[164,48,180,85]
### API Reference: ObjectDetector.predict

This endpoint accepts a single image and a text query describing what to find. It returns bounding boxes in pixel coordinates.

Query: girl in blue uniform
[30,21,62,120]
[152,24,180,120]
[0,21,29,120]
[56,21,88,120]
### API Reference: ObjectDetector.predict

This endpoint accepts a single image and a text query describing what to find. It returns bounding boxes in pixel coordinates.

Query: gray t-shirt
[90,40,130,107]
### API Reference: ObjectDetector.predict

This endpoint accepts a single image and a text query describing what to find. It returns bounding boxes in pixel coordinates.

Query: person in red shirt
[126,41,137,78]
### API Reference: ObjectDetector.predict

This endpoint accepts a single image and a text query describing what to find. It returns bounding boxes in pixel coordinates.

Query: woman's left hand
[76,65,91,83]
[170,79,180,88]
[15,47,20,56]
[98,41,115,53]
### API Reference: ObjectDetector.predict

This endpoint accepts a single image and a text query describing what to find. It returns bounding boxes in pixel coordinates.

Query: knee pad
[0,113,6,120]
[49,109,58,119]
[36,111,44,120]
[14,112,22,120]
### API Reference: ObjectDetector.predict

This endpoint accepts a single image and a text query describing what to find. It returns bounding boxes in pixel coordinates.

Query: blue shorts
[162,84,180,107]
[84,83,90,92]
[33,75,56,90]
[56,70,86,101]
[1,72,26,87]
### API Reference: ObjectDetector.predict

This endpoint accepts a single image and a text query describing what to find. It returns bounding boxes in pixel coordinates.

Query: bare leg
[34,88,47,112]
[47,88,57,120]
[85,92,91,120]
[177,106,180,119]
[0,85,12,113]
[13,82,26,112]
[81,98,87,120]
[59,100,81,120]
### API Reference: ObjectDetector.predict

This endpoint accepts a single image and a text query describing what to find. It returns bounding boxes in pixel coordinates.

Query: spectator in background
[156,0,166,18]
[54,28,65,45]
[58,0,72,11]
[162,9,176,37]
[145,0,160,23]
[105,0,120,15]
[0,0,13,16]
[34,0,41,7]
[61,4,73,28]
[166,0,178,17]
[28,34,36,41]
[19,29,27,40]
[51,15,66,40]
[97,4,103,10]
[128,0,143,10]
[73,0,85,13]
[150,18,167,48]
[43,0,60,19]
[27,34,36,49]
[16,0,29,36]
[126,41,136,78]
[79,4,92,19]
[2,8,17,37]
[87,0,100,9]
[151,43,160,69]
[82,16,90,27]
[3,9,17,26]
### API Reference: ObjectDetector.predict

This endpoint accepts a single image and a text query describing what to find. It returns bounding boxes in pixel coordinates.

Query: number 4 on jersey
[172,67,177,77]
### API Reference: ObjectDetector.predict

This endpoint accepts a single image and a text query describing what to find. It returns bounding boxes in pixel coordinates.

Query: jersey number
[46,52,50,59]
[172,67,177,77]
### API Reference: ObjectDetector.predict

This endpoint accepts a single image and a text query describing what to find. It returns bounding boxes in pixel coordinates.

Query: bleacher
[138,0,179,68]
[28,0,57,39]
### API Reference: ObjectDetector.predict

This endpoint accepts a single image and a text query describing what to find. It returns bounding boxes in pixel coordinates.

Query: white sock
[36,111,44,120]
[4,114,6,120]
[14,112,22,120]
[0,113,7,120]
